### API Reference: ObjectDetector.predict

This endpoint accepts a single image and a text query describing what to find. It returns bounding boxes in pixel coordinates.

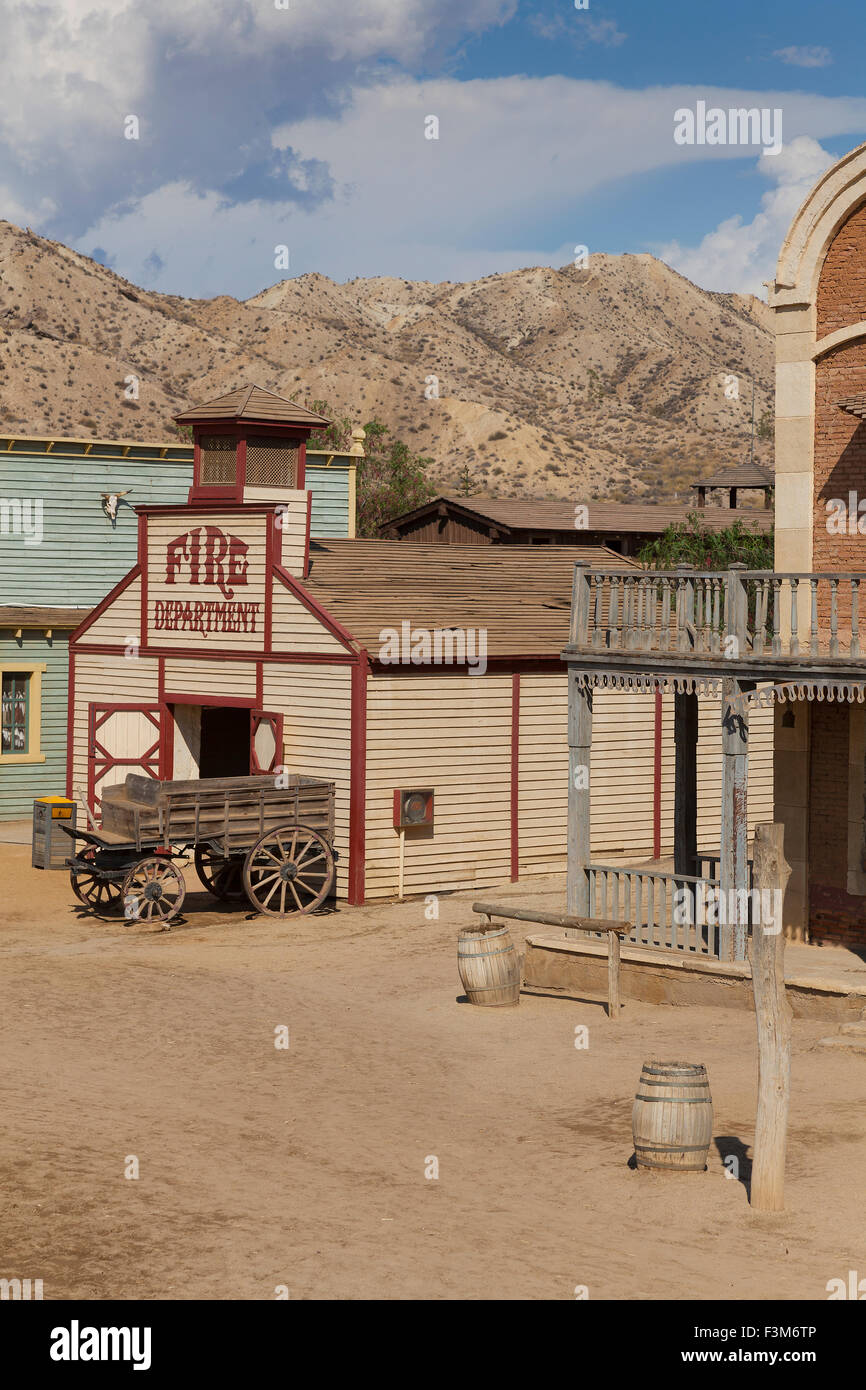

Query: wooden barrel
[457,924,520,1006]
[632,1061,713,1171]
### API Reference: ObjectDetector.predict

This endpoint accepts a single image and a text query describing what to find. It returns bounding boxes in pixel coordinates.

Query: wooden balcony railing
[569,564,866,663]
[587,859,755,960]
[587,863,725,958]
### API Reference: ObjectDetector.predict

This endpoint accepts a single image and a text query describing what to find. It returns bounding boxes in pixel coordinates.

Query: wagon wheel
[243,823,334,917]
[194,845,247,900]
[70,847,123,914]
[121,857,186,925]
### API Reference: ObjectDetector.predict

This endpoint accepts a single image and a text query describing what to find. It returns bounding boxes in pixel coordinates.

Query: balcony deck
[562,564,866,688]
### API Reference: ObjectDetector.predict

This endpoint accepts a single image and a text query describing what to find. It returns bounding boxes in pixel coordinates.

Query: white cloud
[773,46,832,69]
[657,135,837,296]
[62,69,866,294]
[0,0,517,238]
[528,12,627,46]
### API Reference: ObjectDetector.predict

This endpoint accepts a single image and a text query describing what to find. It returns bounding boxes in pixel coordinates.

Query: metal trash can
[32,797,77,870]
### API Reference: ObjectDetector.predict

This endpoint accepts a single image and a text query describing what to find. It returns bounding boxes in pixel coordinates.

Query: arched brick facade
[771,142,866,944]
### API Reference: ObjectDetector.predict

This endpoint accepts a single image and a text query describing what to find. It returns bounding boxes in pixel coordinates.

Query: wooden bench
[472,901,631,1020]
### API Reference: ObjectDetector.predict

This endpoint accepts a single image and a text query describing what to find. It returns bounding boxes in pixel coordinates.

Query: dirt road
[1,843,863,1300]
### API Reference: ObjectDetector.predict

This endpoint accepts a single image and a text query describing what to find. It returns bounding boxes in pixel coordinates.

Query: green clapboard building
[0,429,362,821]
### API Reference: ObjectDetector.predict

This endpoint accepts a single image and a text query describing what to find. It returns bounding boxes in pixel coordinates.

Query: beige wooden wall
[365,672,512,899]
[518,681,659,873]
[366,672,775,900]
[262,663,352,898]
[83,574,142,645]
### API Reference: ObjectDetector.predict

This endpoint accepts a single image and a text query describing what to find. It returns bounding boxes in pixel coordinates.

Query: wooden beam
[674,689,698,878]
[608,930,622,1020]
[567,670,592,915]
[749,822,792,1212]
[472,902,629,934]
[721,677,749,961]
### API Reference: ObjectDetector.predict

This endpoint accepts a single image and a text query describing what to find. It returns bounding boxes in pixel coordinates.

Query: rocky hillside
[0,221,773,502]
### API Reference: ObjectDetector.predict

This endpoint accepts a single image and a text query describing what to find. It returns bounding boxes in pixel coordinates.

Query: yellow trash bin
[32,796,77,870]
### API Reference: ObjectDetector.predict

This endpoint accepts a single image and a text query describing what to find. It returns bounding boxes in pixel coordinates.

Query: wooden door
[88,703,162,814]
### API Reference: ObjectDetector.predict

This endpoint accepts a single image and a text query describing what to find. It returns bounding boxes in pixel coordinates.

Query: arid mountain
[0,220,773,502]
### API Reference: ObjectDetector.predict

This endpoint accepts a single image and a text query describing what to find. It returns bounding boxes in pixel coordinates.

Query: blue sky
[1,0,864,299]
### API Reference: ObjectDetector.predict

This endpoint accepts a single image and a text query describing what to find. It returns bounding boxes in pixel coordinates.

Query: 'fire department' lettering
[153,599,260,637]
[165,526,249,599]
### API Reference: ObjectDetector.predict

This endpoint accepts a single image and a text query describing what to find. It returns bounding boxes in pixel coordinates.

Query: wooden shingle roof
[382,494,773,536]
[693,463,774,489]
[0,606,90,628]
[303,540,636,660]
[174,385,330,428]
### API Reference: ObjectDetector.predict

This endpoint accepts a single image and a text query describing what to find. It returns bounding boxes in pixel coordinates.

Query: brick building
[771,142,866,947]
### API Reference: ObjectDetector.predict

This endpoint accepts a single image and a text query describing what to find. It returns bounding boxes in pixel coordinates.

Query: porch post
[673,689,698,877]
[721,677,750,960]
[567,668,592,916]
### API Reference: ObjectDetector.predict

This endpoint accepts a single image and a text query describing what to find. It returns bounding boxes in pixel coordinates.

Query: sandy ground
[1,841,865,1302]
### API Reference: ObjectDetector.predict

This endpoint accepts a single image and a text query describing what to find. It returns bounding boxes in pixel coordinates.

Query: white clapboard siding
[261,663,352,897]
[271,575,350,654]
[80,573,142,647]
[270,494,309,577]
[366,673,512,899]
[70,653,160,819]
[518,679,658,875]
[162,659,258,700]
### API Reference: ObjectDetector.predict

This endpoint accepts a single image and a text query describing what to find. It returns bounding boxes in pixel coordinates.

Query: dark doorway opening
[199,706,251,778]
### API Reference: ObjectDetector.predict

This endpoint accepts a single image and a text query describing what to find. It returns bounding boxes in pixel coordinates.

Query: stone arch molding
[813,321,866,361]
[772,140,866,310]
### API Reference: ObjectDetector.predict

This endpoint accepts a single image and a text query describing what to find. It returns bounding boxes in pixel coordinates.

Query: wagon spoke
[295,872,326,895]
[258,849,284,867]
[262,877,282,908]
[288,880,303,911]
[296,851,326,868]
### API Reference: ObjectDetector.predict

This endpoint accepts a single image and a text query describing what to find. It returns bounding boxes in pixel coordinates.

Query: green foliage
[355,418,435,536]
[291,398,436,535]
[756,410,773,441]
[305,400,354,453]
[637,510,773,571]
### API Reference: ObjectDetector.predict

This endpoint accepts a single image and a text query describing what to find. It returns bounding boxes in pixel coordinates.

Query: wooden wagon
[64,772,336,924]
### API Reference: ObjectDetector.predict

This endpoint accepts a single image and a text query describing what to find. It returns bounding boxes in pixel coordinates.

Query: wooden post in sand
[749,822,792,1212]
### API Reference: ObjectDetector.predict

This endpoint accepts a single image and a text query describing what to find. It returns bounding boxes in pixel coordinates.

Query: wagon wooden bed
[64,773,336,924]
